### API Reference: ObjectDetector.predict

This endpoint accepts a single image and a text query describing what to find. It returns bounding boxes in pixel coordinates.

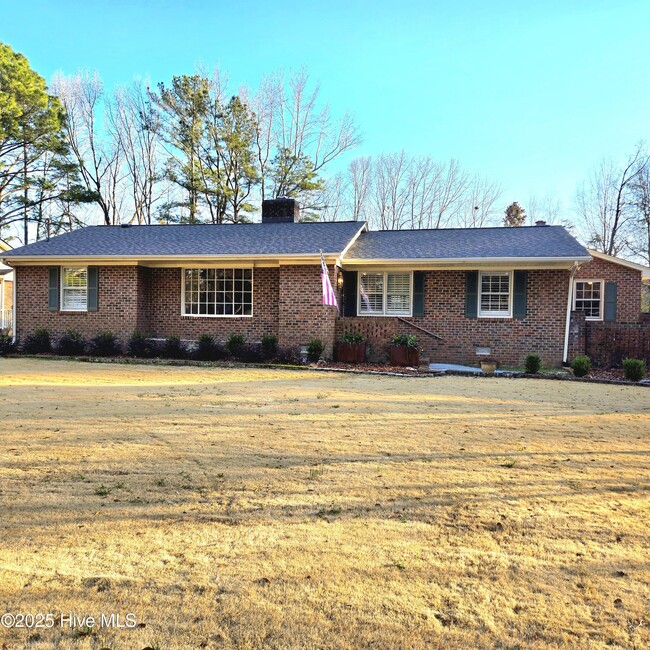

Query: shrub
[260,335,279,359]
[622,358,646,382]
[391,333,419,349]
[195,334,226,361]
[22,328,51,354]
[238,343,265,363]
[127,331,158,358]
[56,330,87,356]
[524,354,542,374]
[341,331,366,344]
[275,345,304,365]
[162,336,187,359]
[225,333,246,358]
[306,338,325,362]
[571,355,591,378]
[90,332,122,357]
[0,333,15,356]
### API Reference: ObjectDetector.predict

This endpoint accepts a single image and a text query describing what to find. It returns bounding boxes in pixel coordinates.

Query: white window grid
[359,271,412,316]
[478,271,512,318]
[61,267,88,312]
[573,279,603,321]
[182,268,253,317]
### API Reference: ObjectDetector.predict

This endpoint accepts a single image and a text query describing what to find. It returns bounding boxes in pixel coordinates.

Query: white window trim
[573,279,604,321]
[181,267,254,318]
[60,266,88,312]
[358,271,413,317]
[478,270,513,319]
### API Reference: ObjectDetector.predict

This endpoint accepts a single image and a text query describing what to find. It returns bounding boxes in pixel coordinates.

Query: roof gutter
[1,252,344,266]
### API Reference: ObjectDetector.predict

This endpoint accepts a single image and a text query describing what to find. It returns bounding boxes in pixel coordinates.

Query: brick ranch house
[2,198,649,367]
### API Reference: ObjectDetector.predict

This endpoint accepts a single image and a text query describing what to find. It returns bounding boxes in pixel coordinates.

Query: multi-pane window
[184,268,253,316]
[359,272,412,316]
[479,272,511,317]
[61,267,88,311]
[574,280,602,320]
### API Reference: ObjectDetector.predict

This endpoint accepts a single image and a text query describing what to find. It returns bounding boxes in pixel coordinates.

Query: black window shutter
[342,270,358,317]
[87,266,99,312]
[465,271,478,318]
[513,270,527,318]
[48,267,59,311]
[604,281,617,321]
[412,271,425,316]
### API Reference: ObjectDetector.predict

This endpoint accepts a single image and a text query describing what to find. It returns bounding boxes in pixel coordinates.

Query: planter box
[390,345,420,367]
[480,361,497,375]
[336,342,366,364]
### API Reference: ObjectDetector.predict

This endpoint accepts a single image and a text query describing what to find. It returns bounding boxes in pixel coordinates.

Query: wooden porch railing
[396,317,442,340]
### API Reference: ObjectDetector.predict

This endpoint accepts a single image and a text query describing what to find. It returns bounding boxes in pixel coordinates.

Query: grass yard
[0,358,648,650]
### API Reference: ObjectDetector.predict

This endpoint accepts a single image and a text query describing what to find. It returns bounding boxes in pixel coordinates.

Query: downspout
[563,262,579,364]
[11,268,16,344]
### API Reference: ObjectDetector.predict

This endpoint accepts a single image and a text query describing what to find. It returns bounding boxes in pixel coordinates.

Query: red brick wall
[336,269,570,367]
[144,267,280,341]
[14,264,339,355]
[15,265,141,341]
[278,265,338,356]
[574,257,642,322]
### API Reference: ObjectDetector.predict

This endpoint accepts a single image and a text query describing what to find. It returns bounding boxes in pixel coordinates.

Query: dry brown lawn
[0,358,648,650]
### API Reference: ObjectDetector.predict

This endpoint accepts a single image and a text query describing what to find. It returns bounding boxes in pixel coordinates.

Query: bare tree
[52,71,124,225]
[347,156,372,221]
[629,164,650,264]
[457,176,503,227]
[107,82,163,224]
[247,69,361,206]
[575,145,648,256]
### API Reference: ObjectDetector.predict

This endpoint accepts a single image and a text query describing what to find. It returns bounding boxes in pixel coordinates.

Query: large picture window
[61,267,88,311]
[573,280,603,320]
[183,268,253,317]
[478,271,512,318]
[359,271,412,316]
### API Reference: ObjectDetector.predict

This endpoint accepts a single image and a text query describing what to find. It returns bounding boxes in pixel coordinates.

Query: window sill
[60,309,89,313]
[182,314,253,319]
[358,312,413,318]
[477,314,512,319]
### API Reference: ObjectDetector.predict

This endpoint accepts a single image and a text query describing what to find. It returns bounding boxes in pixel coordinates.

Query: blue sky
[3,0,650,217]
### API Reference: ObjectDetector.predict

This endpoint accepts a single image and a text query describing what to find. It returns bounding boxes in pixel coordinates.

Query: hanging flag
[320,251,339,310]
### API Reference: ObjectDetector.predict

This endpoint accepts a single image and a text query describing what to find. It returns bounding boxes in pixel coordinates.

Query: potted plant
[480,357,498,375]
[336,331,367,363]
[390,334,420,367]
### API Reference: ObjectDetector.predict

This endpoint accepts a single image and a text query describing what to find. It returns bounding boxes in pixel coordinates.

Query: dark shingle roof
[4,221,366,258]
[346,225,589,260]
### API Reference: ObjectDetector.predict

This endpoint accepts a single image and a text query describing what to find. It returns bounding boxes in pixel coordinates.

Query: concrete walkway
[429,362,510,375]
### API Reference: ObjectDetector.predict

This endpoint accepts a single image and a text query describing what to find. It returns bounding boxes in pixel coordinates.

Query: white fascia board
[340,256,593,270]
[587,249,650,277]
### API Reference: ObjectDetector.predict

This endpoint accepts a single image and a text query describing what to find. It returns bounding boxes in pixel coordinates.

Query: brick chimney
[262,197,300,223]
[535,220,547,226]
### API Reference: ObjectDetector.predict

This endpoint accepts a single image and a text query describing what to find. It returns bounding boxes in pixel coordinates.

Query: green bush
[128,331,158,358]
[306,338,325,362]
[524,354,542,374]
[391,333,419,349]
[571,355,591,378]
[195,334,226,361]
[163,336,187,359]
[90,332,122,357]
[622,358,646,382]
[226,333,246,358]
[22,328,52,354]
[276,346,304,365]
[56,330,87,356]
[341,331,366,344]
[0,333,15,356]
[260,335,278,359]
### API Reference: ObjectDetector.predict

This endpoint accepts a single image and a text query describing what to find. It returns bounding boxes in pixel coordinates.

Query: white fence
[0,309,12,333]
